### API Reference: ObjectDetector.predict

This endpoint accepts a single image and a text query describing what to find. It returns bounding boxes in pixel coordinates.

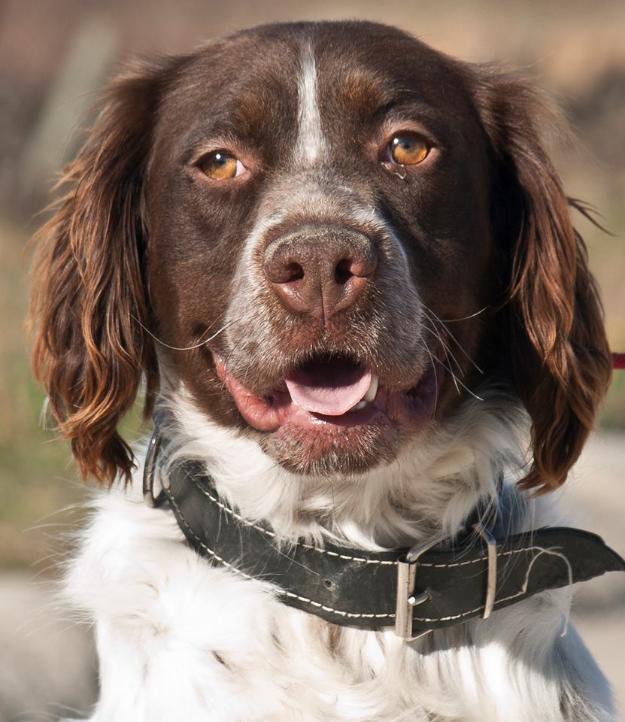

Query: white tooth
[353,400,368,411]
[364,375,379,402]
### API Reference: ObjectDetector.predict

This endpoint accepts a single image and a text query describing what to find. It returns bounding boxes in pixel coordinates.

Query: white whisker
[424,321,462,394]
[422,342,440,415]
[422,306,484,375]
[131,316,242,351]
[431,355,484,401]
[423,323,464,376]
[437,305,489,323]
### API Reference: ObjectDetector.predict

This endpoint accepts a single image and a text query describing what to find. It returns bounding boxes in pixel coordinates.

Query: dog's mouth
[285,355,377,416]
[214,352,440,437]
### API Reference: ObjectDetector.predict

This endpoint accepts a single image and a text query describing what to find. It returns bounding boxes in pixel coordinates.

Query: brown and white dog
[31,21,615,722]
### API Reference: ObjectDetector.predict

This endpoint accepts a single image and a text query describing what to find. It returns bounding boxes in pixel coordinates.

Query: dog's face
[31,22,611,489]
[146,23,494,475]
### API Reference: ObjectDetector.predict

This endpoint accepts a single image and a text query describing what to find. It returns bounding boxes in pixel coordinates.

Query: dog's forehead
[157,22,472,155]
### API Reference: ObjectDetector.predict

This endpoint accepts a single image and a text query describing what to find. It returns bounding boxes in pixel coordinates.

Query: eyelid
[377,119,439,152]
[187,139,256,169]
[188,145,255,183]
[376,125,440,170]
[193,148,236,166]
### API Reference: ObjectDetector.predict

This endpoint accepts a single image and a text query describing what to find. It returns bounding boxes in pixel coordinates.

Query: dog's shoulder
[64,480,300,720]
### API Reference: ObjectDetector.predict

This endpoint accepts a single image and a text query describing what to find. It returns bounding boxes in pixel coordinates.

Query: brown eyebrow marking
[339,69,391,116]
[337,70,440,132]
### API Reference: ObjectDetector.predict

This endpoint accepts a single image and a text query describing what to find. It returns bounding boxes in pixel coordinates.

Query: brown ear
[30,59,176,484]
[474,68,612,492]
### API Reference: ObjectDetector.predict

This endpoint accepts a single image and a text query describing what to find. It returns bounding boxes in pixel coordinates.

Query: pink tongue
[285,363,372,416]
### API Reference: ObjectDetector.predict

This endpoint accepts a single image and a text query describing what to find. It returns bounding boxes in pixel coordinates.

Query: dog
[30,20,620,721]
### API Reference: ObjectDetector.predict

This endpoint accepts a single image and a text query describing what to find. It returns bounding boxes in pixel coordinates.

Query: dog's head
[31,21,611,491]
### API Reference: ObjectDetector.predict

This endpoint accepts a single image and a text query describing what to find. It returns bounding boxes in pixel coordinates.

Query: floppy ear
[30,60,177,484]
[474,68,612,492]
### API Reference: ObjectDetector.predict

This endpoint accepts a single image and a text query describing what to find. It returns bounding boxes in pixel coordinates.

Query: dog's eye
[197,151,245,180]
[388,133,430,165]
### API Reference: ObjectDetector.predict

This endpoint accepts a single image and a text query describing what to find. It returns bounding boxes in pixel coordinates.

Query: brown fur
[30,23,611,491]
[30,61,173,482]
[473,69,612,490]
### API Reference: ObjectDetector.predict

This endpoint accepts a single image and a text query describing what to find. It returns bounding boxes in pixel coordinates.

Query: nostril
[264,228,377,316]
[268,260,304,284]
[284,262,304,283]
[335,258,354,285]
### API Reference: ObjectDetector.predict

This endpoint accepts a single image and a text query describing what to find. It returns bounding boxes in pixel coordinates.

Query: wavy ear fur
[30,59,178,484]
[474,68,612,491]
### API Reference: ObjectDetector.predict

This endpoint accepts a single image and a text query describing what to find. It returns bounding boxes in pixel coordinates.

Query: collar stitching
[187,471,398,565]
[167,486,396,620]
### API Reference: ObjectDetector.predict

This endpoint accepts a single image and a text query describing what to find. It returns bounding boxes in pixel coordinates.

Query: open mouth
[285,355,378,416]
[214,352,439,436]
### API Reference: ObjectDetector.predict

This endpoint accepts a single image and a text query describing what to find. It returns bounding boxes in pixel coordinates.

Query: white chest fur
[63,480,614,722]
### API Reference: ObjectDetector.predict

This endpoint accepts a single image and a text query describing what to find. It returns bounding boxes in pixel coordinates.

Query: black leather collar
[144,426,625,639]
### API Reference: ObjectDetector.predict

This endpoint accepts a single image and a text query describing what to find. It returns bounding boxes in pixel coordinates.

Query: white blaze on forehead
[295,45,325,165]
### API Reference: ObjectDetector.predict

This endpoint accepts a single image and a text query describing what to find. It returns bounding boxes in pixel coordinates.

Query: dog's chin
[213,352,441,476]
[258,421,405,476]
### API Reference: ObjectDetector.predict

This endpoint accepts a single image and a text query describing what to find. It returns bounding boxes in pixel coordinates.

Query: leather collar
[144,425,625,639]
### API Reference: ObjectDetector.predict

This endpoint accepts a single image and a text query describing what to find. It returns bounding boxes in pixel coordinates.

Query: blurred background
[0,0,623,719]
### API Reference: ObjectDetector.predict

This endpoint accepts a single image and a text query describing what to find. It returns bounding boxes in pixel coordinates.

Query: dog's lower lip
[213,354,439,436]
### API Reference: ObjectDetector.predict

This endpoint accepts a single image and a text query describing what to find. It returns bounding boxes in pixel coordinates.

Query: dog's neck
[162,386,526,551]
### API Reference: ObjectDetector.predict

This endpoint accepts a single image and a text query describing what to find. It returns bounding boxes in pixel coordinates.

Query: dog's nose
[263,227,378,318]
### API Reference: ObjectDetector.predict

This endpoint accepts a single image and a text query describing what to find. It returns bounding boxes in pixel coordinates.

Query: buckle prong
[395,532,447,639]
[473,523,498,619]
[142,432,168,507]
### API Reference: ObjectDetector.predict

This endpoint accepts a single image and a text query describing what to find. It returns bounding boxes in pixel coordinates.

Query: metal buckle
[394,532,448,639]
[142,431,168,507]
[473,523,498,619]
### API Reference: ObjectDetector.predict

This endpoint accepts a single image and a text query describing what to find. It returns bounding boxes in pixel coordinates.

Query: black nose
[263,226,378,319]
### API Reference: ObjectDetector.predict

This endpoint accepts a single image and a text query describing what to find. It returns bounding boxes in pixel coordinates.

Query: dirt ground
[0,432,623,722]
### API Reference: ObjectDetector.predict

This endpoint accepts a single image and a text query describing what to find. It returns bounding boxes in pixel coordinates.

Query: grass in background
[603,373,625,429]
[1,218,80,569]
[0,217,145,570]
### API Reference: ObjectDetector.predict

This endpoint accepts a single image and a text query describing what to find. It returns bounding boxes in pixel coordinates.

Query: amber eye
[197,151,245,180]
[388,133,430,165]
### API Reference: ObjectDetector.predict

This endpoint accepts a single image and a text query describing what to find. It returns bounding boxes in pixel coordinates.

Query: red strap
[613,353,625,370]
